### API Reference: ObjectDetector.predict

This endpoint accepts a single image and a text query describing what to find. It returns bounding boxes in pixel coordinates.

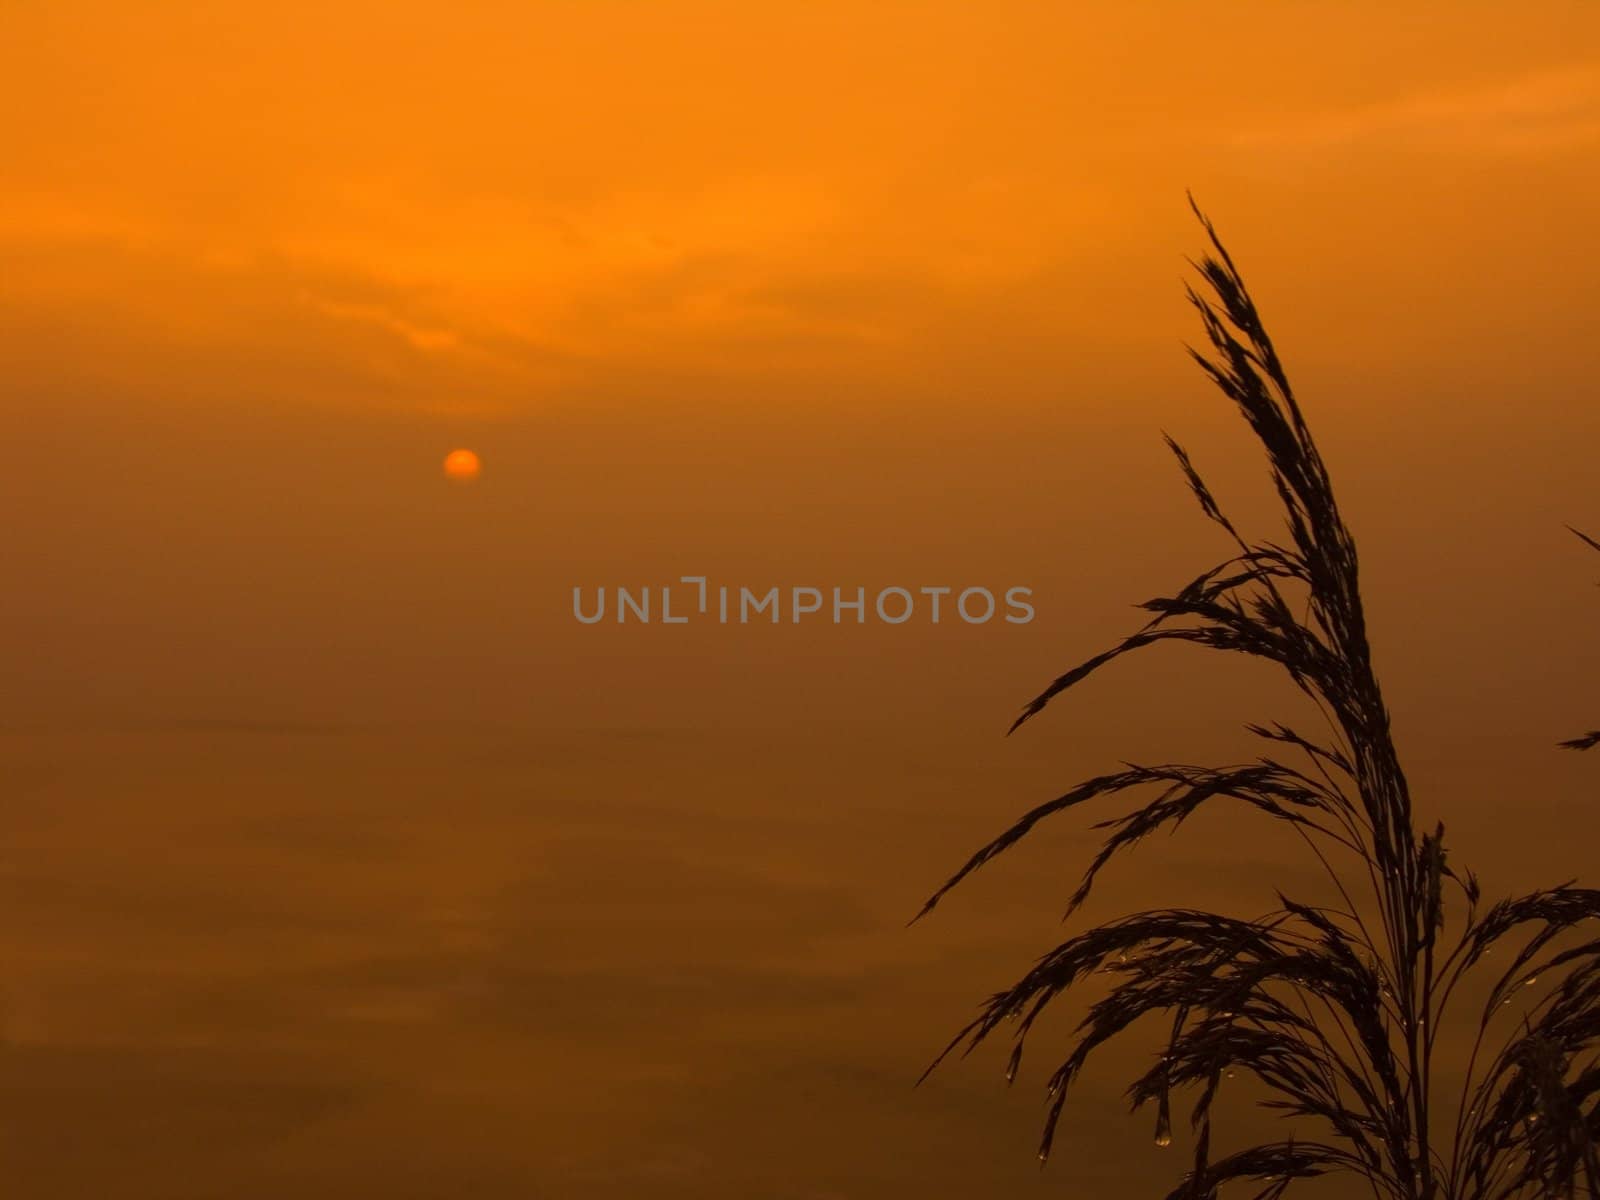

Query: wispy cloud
[1229,64,1600,155]
[300,294,465,354]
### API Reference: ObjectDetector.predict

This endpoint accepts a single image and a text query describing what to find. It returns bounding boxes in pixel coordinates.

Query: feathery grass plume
[1563,527,1599,751]
[917,200,1600,1199]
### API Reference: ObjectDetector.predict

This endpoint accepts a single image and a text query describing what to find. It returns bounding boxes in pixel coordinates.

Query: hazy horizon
[3,3,1598,1195]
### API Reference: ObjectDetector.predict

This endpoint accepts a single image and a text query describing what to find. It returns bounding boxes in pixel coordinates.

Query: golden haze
[1,3,1598,1197]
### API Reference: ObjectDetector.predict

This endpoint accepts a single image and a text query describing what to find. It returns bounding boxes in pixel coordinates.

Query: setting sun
[5,3,1598,1197]
[442,448,481,481]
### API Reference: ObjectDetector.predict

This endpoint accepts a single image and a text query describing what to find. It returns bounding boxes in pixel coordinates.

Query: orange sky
[4,1,1597,732]
[2,4,1598,1197]
[6,2,1599,413]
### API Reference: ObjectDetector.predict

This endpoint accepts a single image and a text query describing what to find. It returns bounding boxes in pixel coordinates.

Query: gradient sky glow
[2,4,1598,1197]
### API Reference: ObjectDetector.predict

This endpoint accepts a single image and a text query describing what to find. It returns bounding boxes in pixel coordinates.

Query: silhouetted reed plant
[918,205,1600,1199]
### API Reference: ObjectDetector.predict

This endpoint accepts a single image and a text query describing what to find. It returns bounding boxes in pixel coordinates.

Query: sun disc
[443,448,481,481]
